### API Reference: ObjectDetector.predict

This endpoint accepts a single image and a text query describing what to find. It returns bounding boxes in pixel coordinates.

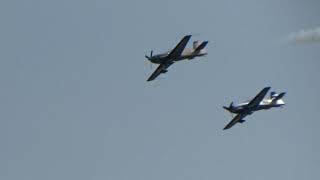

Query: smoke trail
[289,27,320,43]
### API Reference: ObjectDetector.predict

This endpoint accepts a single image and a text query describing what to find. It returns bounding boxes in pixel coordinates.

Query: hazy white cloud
[289,27,320,43]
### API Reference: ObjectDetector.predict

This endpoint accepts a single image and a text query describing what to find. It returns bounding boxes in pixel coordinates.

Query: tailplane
[194,41,209,52]
[271,92,286,103]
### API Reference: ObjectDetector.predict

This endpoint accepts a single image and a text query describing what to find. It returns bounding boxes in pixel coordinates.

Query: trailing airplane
[145,35,208,81]
[223,87,286,130]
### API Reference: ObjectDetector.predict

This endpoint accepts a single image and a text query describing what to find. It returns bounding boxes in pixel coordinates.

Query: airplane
[223,87,286,130]
[145,35,208,81]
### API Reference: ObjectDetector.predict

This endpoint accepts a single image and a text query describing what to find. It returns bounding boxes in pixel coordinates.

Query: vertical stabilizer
[193,41,200,49]
[270,91,278,98]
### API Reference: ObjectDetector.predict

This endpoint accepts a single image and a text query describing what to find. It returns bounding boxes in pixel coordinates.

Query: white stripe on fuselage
[237,98,285,107]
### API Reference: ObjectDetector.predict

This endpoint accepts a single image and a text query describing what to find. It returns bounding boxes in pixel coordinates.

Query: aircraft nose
[145,55,153,62]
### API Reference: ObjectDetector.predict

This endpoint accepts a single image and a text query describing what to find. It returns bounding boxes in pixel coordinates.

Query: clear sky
[1,0,320,179]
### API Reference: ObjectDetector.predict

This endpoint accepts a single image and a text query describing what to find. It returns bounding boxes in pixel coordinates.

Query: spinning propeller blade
[145,50,153,60]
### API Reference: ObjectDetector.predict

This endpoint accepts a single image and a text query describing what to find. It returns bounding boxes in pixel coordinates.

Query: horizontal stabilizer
[194,41,208,52]
[271,92,286,103]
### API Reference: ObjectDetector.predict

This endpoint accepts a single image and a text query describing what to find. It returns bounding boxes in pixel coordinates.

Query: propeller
[145,50,154,69]
[223,102,235,118]
[229,102,234,117]
[145,50,153,59]
[223,102,233,111]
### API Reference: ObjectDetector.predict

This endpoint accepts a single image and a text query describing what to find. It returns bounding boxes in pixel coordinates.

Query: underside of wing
[247,87,271,108]
[223,113,247,130]
[147,62,174,81]
[167,35,192,59]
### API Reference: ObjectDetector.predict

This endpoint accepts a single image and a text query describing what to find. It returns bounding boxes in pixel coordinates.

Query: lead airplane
[145,35,208,81]
[223,87,286,130]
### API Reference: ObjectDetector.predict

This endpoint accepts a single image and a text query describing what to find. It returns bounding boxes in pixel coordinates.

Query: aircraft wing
[247,87,271,108]
[147,61,174,81]
[167,35,192,59]
[223,113,247,130]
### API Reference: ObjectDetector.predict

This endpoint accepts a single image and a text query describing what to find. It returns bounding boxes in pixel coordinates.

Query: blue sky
[1,0,320,179]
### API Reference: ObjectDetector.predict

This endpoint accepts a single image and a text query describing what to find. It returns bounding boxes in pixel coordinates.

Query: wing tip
[223,124,231,130]
[183,35,192,40]
[147,75,154,82]
[264,86,271,90]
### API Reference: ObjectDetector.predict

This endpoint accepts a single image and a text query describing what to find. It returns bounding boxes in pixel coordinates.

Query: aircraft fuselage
[148,48,208,64]
[228,99,285,115]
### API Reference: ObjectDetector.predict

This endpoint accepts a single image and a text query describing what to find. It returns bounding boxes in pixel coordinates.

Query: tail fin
[193,41,200,49]
[270,91,278,98]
